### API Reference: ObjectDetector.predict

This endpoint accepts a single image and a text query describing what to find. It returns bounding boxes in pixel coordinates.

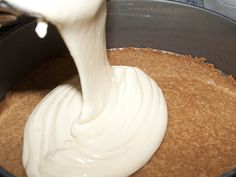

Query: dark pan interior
[0,0,236,100]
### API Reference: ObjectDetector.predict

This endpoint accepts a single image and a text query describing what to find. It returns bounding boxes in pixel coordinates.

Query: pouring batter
[4,1,167,177]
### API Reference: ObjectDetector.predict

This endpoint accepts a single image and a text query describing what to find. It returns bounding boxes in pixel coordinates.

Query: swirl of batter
[6,0,168,177]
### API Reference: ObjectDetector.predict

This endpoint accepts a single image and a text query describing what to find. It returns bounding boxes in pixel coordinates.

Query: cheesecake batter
[5,1,167,177]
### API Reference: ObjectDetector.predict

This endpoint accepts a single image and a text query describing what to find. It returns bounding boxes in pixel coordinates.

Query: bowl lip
[1,0,236,41]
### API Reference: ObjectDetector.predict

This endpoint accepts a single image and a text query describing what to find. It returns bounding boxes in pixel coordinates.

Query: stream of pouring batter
[57,1,113,123]
[5,1,167,177]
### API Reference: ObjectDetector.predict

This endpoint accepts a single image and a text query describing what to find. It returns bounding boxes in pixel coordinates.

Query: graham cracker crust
[0,48,235,177]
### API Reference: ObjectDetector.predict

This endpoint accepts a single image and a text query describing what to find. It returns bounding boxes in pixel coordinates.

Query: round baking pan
[0,0,235,176]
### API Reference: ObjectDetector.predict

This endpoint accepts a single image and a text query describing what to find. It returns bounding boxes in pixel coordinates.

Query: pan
[0,0,235,176]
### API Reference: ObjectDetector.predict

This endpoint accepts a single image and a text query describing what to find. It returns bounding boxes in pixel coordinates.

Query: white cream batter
[5,1,168,177]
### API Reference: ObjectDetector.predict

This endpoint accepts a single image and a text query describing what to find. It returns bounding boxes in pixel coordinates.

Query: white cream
[5,0,168,177]
[35,21,48,38]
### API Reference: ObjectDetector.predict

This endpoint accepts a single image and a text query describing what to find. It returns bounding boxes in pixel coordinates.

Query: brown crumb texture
[0,48,236,177]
